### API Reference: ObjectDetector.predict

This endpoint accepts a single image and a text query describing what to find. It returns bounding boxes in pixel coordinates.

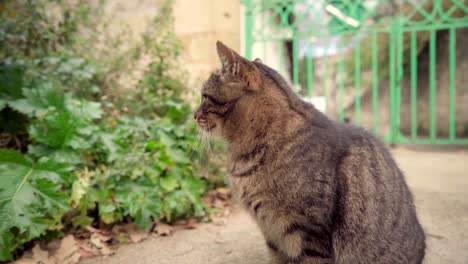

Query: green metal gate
[243,0,468,145]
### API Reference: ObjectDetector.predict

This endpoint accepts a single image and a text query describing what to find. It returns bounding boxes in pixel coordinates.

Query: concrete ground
[84,148,468,264]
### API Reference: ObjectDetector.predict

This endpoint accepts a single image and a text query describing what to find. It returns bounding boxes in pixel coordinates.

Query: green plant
[0,0,224,261]
[0,150,71,260]
[83,116,209,229]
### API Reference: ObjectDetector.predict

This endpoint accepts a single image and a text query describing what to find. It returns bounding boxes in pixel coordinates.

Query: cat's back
[331,122,426,264]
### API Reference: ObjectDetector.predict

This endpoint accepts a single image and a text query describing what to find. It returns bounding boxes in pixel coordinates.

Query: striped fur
[194,41,426,264]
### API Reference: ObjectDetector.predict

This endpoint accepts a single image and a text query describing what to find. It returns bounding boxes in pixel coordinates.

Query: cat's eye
[202,94,226,106]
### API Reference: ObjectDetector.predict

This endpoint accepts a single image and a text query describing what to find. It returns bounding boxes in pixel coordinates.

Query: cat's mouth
[197,119,217,131]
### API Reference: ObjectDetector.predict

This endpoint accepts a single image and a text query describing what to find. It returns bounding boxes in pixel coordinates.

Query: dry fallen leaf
[13,257,33,263]
[115,223,149,243]
[201,195,213,206]
[93,232,112,242]
[90,233,105,249]
[215,187,231,200]
[89,233,115,256]
[115,232,130,244]
[119,223,137,232]
[213,199,224,209]
[44,239,61,254]
[99,244,115,256]
[85,226,100,234]
[32,244,52,261]
[78,248,96,260]
[78,241,100,259]
[154,222,174,236]
[184,218,197,230]
[53,235,81,264]
[128,229,149,243]
[15,244,55,264]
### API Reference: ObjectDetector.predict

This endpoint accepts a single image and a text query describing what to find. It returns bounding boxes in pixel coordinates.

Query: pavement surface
[84,148,468,264]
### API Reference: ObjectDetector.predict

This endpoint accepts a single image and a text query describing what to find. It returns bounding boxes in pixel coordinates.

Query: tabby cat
[194,41,426,264]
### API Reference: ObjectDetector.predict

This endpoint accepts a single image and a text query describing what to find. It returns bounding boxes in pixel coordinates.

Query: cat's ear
[216,41,261,91]
[216,41,236,69]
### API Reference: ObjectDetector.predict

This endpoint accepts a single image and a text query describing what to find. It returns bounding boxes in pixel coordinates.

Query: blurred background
[244,0,468,144]
[0,0,467,264]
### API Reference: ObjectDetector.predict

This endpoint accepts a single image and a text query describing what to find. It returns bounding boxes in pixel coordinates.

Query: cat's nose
[194,108,202,120]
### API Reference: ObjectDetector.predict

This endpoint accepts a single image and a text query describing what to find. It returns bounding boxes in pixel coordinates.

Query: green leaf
[8,83,66,117]
[162,191,189,222]
[100,204,116,213]
[181,176,206,217]
[158,130,175,147]
[0,99,7,111]
[99,204,116,224]
[68,99,102,121]
[136,193,161,229]
[71,215,94,227]
[0,150,69,260]
[28,111,76,148]
[160,176,178,192]
[0,230,14,261]
[0,148,33,166]
[145,140,157,152]
[98,133,121,162]
[116,189,161,230]
[0,64,24,112]
[28,145,81,165]
[70,173,89,207]
[166,147,189,164]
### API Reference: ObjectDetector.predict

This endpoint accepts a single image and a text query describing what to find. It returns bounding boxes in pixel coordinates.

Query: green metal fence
[243,0,468,145]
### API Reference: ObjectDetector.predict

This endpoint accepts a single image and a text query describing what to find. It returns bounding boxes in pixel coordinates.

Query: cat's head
[194,41,267,135]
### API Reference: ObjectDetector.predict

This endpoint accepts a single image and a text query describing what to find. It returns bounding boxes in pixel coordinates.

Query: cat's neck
[224,109,305,159]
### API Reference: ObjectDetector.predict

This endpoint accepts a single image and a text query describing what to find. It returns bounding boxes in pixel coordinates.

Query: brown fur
[194,41,426,264]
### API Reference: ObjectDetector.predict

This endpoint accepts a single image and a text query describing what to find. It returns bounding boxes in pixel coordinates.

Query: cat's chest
[230,177,286,229]
[228,144,269,178]
[237,185,299,252]
[229,170,307,258]
[228,156,276,213]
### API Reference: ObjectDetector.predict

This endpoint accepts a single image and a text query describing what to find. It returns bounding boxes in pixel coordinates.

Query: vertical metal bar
[338,37,345,123]
[372,30,379,135]
[429,30,437,141]
[244,0,254,59]
[355,40,361,125]
[261,2,267,63]
[293,38,299,92]
[411,31,418,139]
[389,23,396,144]
[449,28,456,140]
[323,39,329,114]
[306,43,314,97]
[396,27,404,141]
[278,40,284,75]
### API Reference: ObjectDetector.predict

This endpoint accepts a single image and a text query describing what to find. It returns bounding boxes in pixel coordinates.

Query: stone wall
[173,0,241,88]
[99,0,242,96]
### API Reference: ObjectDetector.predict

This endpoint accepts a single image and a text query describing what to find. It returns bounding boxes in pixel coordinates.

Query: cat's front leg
[266,240,288,264]
[265,241,332,264]
[281,230,334,264]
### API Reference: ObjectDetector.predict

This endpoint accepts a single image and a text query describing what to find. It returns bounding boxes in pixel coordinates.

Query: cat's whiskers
[200,129,207,154]
[206,126,213,154]
[189,130,202,159]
